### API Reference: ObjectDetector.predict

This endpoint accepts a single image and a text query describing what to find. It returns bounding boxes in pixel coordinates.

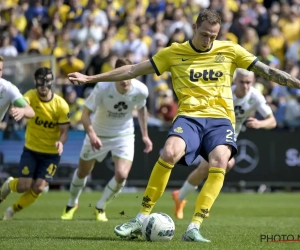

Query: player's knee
[32,183,47,194]
[115,174,127,183]
[161,146,180,165]
[209,156,228,169]
[115,169,128,182]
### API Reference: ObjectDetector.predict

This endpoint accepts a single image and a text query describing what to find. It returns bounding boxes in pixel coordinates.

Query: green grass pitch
[0,191,300,250]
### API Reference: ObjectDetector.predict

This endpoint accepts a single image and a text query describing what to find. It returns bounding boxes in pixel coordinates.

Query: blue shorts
[19,147,60,182]
[168,116,237,166]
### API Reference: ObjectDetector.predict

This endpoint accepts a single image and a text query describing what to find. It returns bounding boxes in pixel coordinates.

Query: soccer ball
[142,212,175,242]
[42,185,49,193]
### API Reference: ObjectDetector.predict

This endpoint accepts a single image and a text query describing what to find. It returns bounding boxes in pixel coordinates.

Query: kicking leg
[183,145,232,242]
[114,135,185,238]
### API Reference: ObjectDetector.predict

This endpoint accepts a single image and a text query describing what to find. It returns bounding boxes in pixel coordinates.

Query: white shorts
[80,135,135,162]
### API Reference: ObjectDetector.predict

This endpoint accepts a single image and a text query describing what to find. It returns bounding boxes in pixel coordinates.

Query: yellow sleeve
[58,99,71,124]
[150,46,172,76]
[23,90,32,104]
[234,44,258,70]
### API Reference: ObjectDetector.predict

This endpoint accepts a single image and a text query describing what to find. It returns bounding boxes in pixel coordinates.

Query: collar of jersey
[113,83,132,96]
[189,40,213,53]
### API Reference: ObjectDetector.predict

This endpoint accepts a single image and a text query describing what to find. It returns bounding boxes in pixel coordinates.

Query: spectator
[240,27,259,54]
[8,25,27,53]
[86,39,111,76]
[81,0,108,31]
[250,2,270,37]
[67,0,84,28]
[146,0,166,26]
[0,33,18,57]
[25,0,49,26]
[76,15,104,44]
[57,50,85,86]
[63,85,85,130]
[121,29,148,63]
[262,26,287,67]
[257,43,280,69]
[48,0,70,24]
[278,4,300,46]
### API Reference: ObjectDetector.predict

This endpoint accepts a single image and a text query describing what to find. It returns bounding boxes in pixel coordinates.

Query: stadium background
[0,0,300,190]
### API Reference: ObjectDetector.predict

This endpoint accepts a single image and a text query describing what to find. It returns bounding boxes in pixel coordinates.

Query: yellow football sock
[8,178,19,192]
[12,189,41,213]
[140,157,174,215]
[192,167,225,226]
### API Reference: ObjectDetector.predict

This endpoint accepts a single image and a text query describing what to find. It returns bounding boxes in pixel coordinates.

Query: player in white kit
[61,58,153,221]
[172,68,277,219]
[0,56,34,129]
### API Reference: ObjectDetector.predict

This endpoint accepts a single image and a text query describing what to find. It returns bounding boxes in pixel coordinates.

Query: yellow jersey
[58,58,85,77]
[150,40,257,127]
[24,89,70,154]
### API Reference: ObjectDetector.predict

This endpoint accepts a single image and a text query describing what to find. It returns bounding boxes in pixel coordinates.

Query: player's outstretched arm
[250,61,300,89]
[68,60,155,85]
[137,106,153,153]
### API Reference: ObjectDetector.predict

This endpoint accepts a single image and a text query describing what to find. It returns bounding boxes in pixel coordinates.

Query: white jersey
[232,85,272,138]
[0,78,23,121]
[85,79,148,137]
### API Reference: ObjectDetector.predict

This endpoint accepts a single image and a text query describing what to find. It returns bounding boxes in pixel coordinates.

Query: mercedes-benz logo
[233,139,259,174]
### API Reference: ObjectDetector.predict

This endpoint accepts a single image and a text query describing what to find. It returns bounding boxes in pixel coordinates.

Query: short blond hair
[0,56,3,62]
[233,68,254,81]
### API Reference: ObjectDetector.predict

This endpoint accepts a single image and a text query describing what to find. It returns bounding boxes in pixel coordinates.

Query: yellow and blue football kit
[150,39,257,163]
[6,89,70,215]
[138,40,257,229]
[19,89,70,181]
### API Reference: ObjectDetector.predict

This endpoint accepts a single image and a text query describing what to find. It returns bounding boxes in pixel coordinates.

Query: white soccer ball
[42,185,49,193]
[142,212,175,242]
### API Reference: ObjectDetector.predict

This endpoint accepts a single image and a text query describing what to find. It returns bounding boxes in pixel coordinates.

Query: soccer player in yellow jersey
[67,9,300,242]
[0,67,70,220]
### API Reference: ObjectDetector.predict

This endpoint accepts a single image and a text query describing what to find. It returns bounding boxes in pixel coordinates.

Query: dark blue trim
[150,58,161,76]
[247,58,258,70]
[189,40,213,53]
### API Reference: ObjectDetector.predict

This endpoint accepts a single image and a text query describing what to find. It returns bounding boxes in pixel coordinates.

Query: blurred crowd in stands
[0,0,299,132]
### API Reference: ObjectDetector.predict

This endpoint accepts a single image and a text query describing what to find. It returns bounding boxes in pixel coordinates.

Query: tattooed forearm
[250,61,300,89]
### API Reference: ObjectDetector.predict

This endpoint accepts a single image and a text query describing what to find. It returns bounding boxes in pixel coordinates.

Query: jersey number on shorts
[226,129,234,142]
[46,164,57,176]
